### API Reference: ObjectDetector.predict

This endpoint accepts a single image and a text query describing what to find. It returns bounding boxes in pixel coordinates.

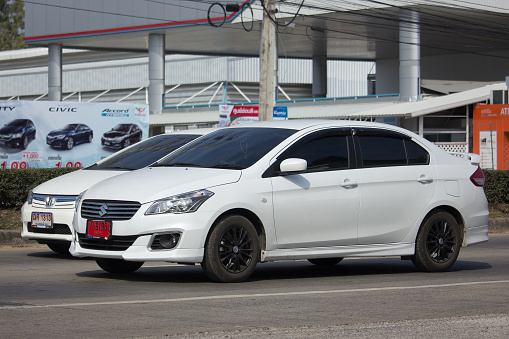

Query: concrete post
[148,34,165,115]
[48,44,62,102]
[259,0,276,121]
[399,9,421,102]
[312,54,327,98]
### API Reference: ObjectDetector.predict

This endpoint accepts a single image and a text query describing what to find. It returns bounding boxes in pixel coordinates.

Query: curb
[2,219,509,248]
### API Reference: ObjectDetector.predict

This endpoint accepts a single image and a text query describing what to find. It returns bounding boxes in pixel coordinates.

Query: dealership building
[2,0,509,166]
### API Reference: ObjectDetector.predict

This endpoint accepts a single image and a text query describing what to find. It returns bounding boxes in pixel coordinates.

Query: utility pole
[259,0,276,121]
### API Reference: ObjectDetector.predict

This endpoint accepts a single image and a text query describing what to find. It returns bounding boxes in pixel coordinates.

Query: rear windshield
[153,128,296,170]
[87,134,200,170]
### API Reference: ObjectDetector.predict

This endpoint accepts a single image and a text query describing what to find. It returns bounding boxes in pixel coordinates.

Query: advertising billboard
[0,101,148,169]
[219,105,288,127]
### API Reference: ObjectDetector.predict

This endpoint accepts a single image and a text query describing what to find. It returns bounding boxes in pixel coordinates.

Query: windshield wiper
[152,162,202,168]
[210,164,245,170]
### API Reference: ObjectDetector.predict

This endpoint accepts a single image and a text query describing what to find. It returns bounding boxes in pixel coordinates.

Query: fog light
[150,233,181,250]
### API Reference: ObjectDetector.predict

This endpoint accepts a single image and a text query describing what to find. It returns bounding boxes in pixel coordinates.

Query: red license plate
[87,220,111,240]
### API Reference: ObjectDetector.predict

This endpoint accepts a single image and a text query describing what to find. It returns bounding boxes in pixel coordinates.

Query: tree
[0,0,25,51]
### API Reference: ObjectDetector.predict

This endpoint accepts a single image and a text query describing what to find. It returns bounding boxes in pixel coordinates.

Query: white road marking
[2,279,509,310]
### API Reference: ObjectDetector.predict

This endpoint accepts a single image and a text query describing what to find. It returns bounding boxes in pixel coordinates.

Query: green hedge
[0,168,508,209]
[484,170,509,204]
[0,168,80,208]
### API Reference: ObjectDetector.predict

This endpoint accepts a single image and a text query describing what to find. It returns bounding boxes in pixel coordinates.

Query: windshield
[113,124,131,132]
[87,134,200,170]
[8,119,27,127]
[61,124,78,131]
[153,128,296,170]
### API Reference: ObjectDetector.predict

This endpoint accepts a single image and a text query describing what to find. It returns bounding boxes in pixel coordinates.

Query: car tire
[307,257,343,266]
[47,242,71,255]
[66,137,74,150]
[411,211,461,272]
[95,258,144,274]
[87,134,93,143]
[22,136,28,149]
[201,215,260,283]
[122,139,130,148]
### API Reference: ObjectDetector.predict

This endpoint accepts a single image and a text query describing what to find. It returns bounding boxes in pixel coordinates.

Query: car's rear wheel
[307,257,343,266]
[95,258,144,274]
[201,215,260,283]
[47,242,71,255]
[66,137,74,150]
[87,134,93,143]
[411,211,461,272]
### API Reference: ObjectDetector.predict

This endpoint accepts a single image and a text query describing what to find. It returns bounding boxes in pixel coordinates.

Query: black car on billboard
[46,123,93,150]
[0,119,36,150]
[101,123,142,149]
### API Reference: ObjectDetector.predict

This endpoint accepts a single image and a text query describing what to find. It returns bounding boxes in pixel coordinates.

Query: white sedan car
[71,120,488,282]
[21,129,213,254]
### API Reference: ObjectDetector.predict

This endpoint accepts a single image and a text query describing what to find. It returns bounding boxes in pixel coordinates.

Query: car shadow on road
[27,250,93,260]
[74,258,492,284]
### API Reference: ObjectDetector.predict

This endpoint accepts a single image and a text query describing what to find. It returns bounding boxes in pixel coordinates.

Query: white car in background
[21,129,214,254]
[71,120,489,282]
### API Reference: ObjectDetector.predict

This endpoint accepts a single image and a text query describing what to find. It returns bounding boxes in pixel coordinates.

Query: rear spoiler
[448,152,481,165]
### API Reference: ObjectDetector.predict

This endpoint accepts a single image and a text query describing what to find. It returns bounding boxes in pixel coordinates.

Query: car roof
[225,119,407,133]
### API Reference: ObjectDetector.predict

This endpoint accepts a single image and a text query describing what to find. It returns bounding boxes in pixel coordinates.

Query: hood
[84,167,242,204]
[33,169,128,195]
[103,131,127,138]
[48,129,70,136]
[0,125,23,134]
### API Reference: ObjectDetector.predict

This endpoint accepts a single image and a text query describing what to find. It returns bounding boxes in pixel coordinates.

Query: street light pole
[259,0,276,121]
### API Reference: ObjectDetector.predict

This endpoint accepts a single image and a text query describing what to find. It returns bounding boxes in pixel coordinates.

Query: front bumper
[21,202,74,243]
[70,233,204,263]
[101,138,122,149]
[71,206,215,263]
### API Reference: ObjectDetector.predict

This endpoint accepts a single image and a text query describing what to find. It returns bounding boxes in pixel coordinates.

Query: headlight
[12,133,22,138]
[75,190,86,212]
[145,190,214,215]
[27,190,33,204]
[54,134,66,139]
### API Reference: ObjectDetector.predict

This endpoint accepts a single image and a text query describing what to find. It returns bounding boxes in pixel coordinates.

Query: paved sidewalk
[2,219,509,247]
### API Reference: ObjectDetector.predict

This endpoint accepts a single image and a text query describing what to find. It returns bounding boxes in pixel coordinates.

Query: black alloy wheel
[201,215,260,283]
[411,211,461,272]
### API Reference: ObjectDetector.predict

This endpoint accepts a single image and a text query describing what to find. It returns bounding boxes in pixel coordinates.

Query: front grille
[78,233,138,251]
[32,194,77,209]
[81,200,141,220]
[28,223,72,235]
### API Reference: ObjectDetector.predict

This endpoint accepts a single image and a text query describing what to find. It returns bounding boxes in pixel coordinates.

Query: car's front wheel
[122,138,130,148]
[22,136,28,149]
[47,242,71,255]
[66,137,74,150]
[411,211,461,272]
[95,258,144,274]
[201,215,260,283]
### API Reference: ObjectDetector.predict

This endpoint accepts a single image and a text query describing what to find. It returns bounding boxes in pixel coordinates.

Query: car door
[269,128,360,248]
[354,128,437,245]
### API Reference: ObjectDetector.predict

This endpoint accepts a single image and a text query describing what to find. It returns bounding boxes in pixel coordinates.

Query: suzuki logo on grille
[99,204,108,217]
[45,196,56,207]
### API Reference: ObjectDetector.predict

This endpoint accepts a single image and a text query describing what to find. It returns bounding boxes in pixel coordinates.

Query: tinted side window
[358,135,407,167]
[405,139,429,165]
[281,133,350,172]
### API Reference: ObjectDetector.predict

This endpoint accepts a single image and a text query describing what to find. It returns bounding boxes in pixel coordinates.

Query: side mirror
[280,158,307,173]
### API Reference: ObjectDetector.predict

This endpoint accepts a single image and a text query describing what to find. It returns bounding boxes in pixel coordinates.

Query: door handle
[340,180,358,188]
[417,175,433,183]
